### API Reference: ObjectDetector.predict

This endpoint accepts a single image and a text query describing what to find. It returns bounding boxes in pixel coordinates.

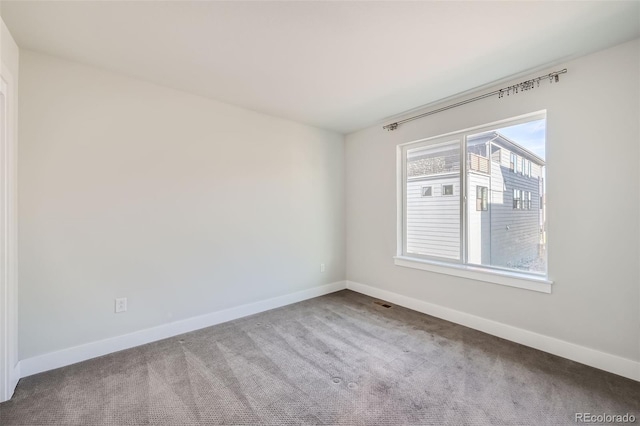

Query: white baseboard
[18,279,639,383]
[20,281,346,378]
[346,280,640,382]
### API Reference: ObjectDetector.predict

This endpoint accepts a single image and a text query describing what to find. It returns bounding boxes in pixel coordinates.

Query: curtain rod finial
[384,123,398,131]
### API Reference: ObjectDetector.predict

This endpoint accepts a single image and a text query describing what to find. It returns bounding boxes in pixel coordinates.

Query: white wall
[0,15,20,401]
[346,39,639,364]
[18,51,345,360]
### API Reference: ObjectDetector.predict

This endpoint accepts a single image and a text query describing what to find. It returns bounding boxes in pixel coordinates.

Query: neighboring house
[406,131,546,273]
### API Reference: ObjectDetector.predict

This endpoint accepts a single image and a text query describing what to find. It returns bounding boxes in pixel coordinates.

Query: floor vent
[374,301,392,308]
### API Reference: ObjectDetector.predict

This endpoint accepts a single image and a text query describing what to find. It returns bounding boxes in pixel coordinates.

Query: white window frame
[395,111,551,293]
[513,189,522,210]
[476,185,488,211]
[441,184,454,196]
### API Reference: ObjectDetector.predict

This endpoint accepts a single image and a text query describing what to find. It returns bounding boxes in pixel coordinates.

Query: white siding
[406,176,460,259]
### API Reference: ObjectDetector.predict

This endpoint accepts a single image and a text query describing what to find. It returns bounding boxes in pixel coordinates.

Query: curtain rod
[383,68,568,131]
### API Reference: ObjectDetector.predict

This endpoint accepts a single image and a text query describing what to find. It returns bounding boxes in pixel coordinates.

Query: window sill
[393,256,552,293]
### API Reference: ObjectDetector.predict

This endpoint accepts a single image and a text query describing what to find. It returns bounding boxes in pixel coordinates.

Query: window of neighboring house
[513,189,522,209]
[398,112,548,289]
[476,186,488,211]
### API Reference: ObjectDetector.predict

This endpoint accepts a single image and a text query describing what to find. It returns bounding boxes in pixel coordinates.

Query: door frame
[0,62,19,403]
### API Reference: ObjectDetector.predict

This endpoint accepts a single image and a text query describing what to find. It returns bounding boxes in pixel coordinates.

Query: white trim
[346,281,640,382]
[0,75,8,402]
[394,256,552,293]
[0,59,19,403]
[16,280,640,383]
[397,111,547,149]
[20,281,346,378]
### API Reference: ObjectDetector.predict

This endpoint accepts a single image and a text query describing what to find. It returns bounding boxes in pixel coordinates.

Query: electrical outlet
[320,263,326,273]
[115,297,127,313]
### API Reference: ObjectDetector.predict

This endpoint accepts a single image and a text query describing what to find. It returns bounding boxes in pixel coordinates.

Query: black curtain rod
[383,68,568,131]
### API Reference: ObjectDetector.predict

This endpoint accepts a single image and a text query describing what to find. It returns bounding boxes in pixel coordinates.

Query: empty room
[0,1,639,425]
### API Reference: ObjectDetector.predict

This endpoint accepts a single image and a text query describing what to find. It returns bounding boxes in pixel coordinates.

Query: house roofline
[471,131,545,165]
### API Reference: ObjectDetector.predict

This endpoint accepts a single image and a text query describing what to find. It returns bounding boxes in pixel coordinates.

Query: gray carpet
[1,290,638,425]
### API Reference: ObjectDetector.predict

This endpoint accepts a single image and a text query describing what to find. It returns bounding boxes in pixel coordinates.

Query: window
[523,159,531,177]
[513,189,532,210]
[513,189,522,209]
[398,113,548,288]
[476,186,488,211]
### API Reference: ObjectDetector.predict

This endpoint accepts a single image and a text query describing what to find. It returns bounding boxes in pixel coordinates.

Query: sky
[497,119,546,160]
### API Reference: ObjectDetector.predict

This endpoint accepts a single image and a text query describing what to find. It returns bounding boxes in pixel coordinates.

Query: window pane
[466,119,546,274]
[476,186,488,211]
[406,140,460,260]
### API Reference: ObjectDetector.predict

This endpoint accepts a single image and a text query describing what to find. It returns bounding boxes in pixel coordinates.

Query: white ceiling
[2,1,639,134]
